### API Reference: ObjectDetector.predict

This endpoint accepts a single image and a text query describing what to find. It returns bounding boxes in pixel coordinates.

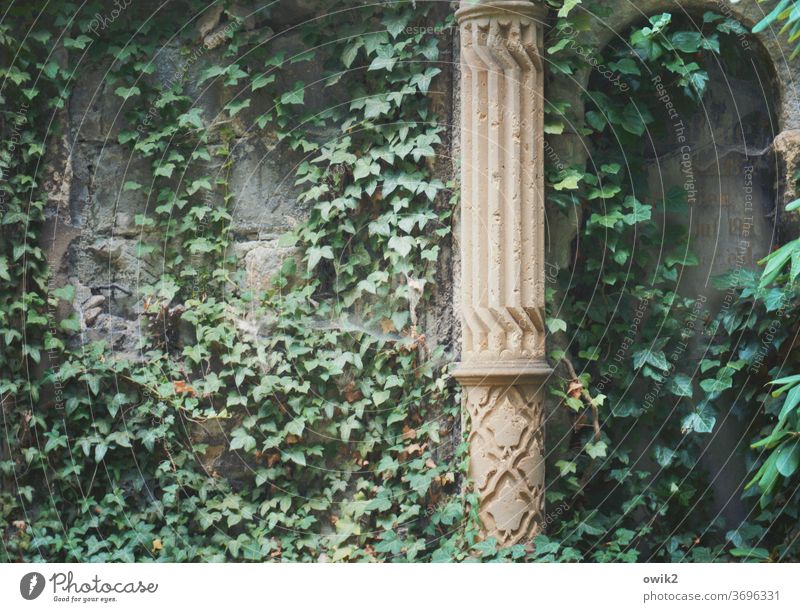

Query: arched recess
[549,2,787,527]
[546,0,800,272]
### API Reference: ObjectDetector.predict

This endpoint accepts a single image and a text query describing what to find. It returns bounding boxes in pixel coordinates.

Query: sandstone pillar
[454,0,550,545]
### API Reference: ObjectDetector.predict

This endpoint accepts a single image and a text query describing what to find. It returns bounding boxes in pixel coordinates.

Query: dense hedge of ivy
[1,0,799,562]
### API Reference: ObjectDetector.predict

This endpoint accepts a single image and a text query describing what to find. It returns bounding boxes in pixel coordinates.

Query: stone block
[228,139,305,238]
[232,239,299,292]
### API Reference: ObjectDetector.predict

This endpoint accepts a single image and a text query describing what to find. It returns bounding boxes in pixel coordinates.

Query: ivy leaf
[341,41,363,68]
[699,377,732,395]
[622,197,652,224]
[608,58,640,75]
[669,374,693,398]
[620,104,647,135]
[552,168,583,191]
[368,46,398,72]
[544,122,564,134]
[585,440,607,459]
[383,12,411,38]
[123,181,142,192]
[307,245,334,271]
[729,547,771,561]
[633,349,669,371]
[682,405,716,434]
[372,389,391,406]
[154,163,175,178]
[230,429,256,453]
[225,98,251,116]
[280,82,305,105]
[585,110,607,132]
[670,31,703,53]
[0,257,10,281]
[388,235,414,257]
[94,443,108,463]
[64,35,92,50]
[409,67,441,94]
[654,446,676,467]
[284,449,306,466]
[353,158,380,181]
[60,315,81,332]
[49,285,74,303]
[114,86,141,100]
[251,73,276,91]
[363,95,391,118]
[187,178,212,195]
[285,419,305,437]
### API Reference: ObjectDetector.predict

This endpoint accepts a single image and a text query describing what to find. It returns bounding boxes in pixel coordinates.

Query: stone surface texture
[454,0,551,545]
[36,0,800,545]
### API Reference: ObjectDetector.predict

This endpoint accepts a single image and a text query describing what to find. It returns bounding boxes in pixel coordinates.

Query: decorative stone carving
[465,384,545,541]
[454,0,551,546]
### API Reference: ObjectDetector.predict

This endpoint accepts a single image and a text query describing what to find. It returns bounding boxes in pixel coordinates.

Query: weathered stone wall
[41,4,361,359]
[38,1,457,477]
[38,0,800,495]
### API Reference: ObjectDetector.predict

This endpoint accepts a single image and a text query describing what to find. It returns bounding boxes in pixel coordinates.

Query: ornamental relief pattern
[456,0,550,545]
[465,384,545,545]
[458,10,546,364]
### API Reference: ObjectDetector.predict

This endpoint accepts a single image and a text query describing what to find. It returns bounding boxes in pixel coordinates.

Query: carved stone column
[454,0,550,545]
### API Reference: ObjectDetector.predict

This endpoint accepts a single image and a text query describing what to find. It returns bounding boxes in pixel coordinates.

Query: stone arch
[545,0,800,270]
[574,1,784,528]
[582,0,797,129]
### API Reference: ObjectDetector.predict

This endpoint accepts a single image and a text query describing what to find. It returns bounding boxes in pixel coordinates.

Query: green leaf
[729,547,771,561]
[230,429,256,452]
[546,318,567,333]
[368,46,398,72]
[51,284,75,302]
[552,168,583,191]
[585,440,607,459]
[585,110,607,132]
[114,86,141,100]
[251,73,276,91]
[682,405,716,434]
[341,41,363,68]
[776,440,800,477]
[307,245,334,271]
[382,12,411,38]
[372,389,391,406]
[280,82,305,105]
[753,0,792,33]
[633,349,669,371]
[155,163,175,178]
[779,385,800,421]
[388,235,414,257]
[669,374,693,398]
[558,0,581,18]
[284,449,306,466]
[95,443,108,462]
[225,98,251,117]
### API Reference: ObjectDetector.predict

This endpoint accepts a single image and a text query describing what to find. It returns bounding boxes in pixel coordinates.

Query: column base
[455,359,552,545]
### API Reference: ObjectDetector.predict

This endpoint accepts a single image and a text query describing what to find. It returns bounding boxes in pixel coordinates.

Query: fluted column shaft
[455,0,550,545]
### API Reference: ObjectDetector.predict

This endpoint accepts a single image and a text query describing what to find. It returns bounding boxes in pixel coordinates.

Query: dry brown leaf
[401,426,416,440]
[173,380,196,396]
[567,379,583,399]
